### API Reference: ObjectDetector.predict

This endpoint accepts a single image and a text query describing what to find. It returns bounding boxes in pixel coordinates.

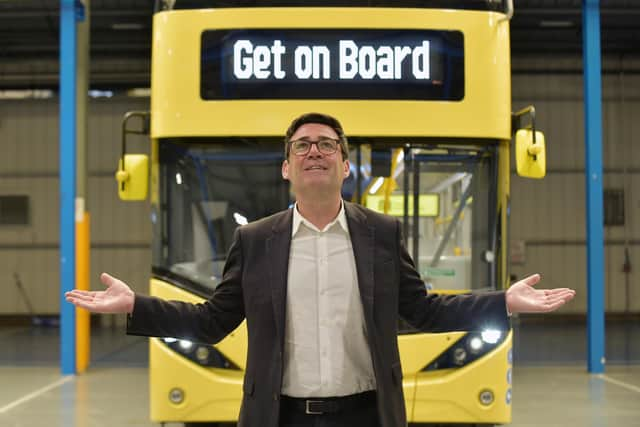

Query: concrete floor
[1,319,639,427]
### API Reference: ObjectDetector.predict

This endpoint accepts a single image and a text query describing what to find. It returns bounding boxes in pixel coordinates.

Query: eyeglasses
[289,138,341,156]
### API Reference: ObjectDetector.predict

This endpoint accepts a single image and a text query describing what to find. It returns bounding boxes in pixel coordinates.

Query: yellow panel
[117,154,149,201]
[412,331,513,424]
[151,8,510,139]
[366,194,439,217]
[149,279,246,422]
[149,339,243,422]
[150,279,248,369]
[515,129,547,179]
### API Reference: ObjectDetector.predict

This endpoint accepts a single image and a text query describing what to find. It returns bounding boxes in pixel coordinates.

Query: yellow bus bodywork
[147,6,514,425]
[150,8,510,140]
[149,279,512,424]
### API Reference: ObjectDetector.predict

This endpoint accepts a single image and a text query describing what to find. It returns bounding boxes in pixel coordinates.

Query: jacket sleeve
[395,220,510,332]
[126,228,246,344]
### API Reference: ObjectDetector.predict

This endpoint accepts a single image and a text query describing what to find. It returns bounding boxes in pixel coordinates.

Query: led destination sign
[201,29,464,100]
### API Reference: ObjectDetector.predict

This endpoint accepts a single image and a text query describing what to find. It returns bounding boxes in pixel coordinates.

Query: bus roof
[163,0,507,13]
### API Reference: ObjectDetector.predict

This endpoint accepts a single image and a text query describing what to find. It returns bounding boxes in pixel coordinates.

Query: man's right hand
[65,272,135,314]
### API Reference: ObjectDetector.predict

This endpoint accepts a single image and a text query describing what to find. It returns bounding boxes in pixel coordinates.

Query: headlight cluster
[161,337,240,370]
[422,329,507,371]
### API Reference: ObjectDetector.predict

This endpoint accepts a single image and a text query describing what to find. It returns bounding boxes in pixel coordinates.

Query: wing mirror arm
[512,105,541,159]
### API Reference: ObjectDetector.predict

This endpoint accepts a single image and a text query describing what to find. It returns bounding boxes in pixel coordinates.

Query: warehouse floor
[1,318,639,427]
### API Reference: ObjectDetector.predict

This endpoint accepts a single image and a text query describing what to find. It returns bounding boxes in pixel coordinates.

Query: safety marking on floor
[598,374,640,394]
[0,376,74,414]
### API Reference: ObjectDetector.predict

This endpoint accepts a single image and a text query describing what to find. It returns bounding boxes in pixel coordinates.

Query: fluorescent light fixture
[175,172,182,185]
[0,89,53,99]
[163,337,177,343]
[111,23,144,30]
[368,177,384,195]
[88,90,113,98]
[127,88,151,98]
[539,20,573,28]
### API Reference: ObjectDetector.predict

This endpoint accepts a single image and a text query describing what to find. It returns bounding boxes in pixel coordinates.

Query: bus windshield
[153,140,498,295]
[152,140,291,294]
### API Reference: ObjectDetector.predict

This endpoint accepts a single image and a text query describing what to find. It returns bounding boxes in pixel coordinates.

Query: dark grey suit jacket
[127,202,510,427]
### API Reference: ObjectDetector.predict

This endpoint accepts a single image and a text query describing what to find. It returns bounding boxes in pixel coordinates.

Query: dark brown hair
[284,112,349,160]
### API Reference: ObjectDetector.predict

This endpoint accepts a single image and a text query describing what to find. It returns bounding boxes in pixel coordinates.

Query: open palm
[506,274,576,314]
[65,273,135,314]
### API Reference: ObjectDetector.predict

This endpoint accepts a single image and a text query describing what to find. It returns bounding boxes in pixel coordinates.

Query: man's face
[282,123,350,197]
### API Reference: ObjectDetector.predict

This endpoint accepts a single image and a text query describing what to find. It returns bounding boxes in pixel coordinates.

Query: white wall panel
[510,245,587,314]
[89,176,151,244]
[0,96,150,314]
[0,178,59,243]
[511,173,586,241]
[0,249,58,314]
[91,248,151,327]
[88,99,149,172]
[511,71,640,314]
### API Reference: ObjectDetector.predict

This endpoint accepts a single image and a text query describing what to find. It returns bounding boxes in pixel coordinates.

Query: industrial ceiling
[0,0,639,89]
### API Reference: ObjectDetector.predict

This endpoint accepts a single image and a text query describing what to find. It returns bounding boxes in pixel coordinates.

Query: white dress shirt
[281,202,377,397]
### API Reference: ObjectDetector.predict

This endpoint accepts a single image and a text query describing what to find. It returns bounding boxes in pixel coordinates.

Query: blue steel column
[60,0,79,375]
[582,0,605,374]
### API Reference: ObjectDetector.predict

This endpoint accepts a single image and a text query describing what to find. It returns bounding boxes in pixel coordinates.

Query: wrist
[505,288,514,316]
[126,291,135,314]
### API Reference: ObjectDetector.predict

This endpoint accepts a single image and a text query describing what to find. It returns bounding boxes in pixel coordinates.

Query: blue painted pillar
[582,0,605,374]
[60,0,80,375]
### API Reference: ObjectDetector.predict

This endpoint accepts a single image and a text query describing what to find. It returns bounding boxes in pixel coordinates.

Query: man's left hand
[506,274,576,314]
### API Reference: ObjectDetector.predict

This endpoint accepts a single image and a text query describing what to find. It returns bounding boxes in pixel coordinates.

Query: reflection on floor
[1,317,639,426]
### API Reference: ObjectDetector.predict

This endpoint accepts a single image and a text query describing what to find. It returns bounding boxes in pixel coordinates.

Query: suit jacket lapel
[345,202,375,327]
[266,209,293,351]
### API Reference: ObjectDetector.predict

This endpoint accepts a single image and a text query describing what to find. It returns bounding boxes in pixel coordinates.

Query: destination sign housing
[201,29,464,100]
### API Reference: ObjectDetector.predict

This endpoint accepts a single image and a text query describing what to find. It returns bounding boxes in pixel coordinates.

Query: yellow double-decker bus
[117,1,546,425]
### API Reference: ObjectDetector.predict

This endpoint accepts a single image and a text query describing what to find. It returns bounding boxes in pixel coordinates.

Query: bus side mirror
[515,129,546,179]
[116,154,149,200]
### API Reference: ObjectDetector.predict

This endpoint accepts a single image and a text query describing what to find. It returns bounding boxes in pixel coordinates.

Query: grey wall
[1,65,638,317]
[511,66,640,314]
[0,97,151,320]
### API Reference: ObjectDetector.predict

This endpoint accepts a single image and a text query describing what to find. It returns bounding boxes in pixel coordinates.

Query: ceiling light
[111,23,144,30]
[539,20,574,28]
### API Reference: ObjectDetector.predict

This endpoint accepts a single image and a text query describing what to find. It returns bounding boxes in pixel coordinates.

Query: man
[66,112,575,427]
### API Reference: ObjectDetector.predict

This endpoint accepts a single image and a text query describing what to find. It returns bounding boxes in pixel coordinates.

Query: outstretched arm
[65,272,134,314]
[506,274,575,314]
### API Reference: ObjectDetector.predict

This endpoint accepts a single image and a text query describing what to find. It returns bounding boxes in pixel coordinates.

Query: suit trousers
[278,393,381,427]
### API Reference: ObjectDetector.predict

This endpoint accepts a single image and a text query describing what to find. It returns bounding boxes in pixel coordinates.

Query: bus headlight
[453,347,467,366]
[422,330,507,371]
[468,336,483,354]
[481,329,502,344]
[196,346,210,363]
[159,338,240,370]
[179,339,194,352]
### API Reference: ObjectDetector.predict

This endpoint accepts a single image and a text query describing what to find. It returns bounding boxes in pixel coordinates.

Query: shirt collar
[292,200,348,236]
